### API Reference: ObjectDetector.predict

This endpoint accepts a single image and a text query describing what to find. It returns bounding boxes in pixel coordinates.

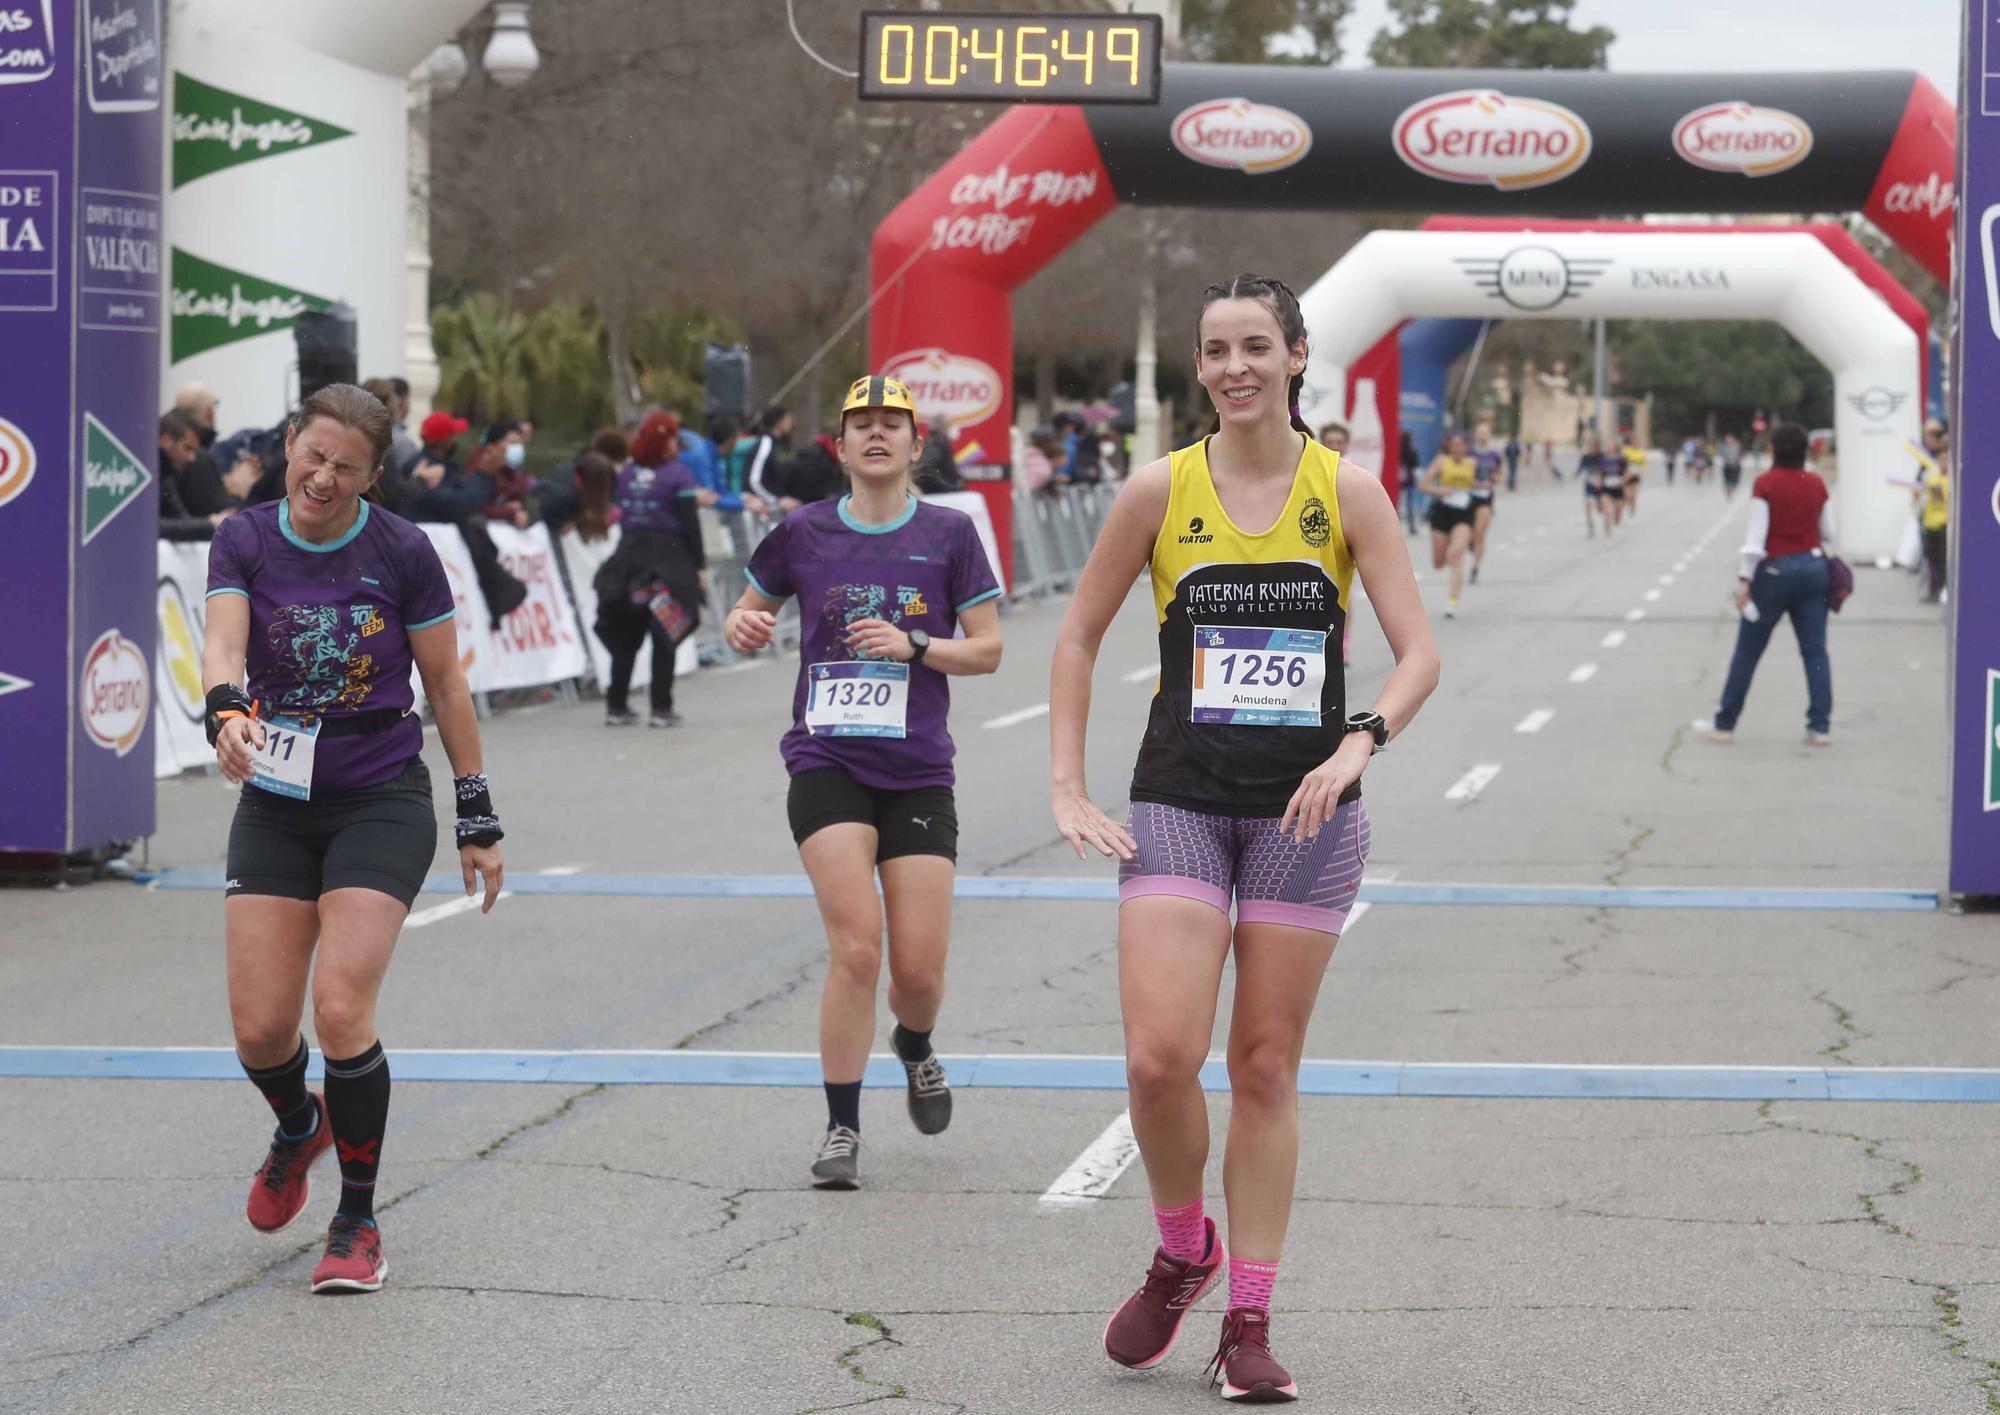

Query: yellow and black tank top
[1130,435,1357,817]
[1436,455,1476,491]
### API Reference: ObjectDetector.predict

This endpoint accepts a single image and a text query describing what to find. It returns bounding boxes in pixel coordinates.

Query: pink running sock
[1228,1255,1279,1312]
[1153,1198,1207,1263]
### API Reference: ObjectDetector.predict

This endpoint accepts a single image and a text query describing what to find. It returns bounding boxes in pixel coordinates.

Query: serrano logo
[1393,89,1592,191]
[1672,103,1813,177]
[0,414,34,509]
[1172,98,1312,174]
[80,628,149,757]
[880,348,1003,428]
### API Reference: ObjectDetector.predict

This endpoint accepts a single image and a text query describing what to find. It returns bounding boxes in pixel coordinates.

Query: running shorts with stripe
[1119,799,1371,935]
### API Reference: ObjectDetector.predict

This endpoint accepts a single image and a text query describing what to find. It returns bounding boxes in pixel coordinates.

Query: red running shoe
[1104,1217,1222,1370]
[244,1095,332,1233]
[1205,1307,1299,1403]
[310,1215,387,1294]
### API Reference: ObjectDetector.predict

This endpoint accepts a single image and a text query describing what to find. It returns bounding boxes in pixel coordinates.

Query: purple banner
[1951,0,2000,895]
[0,1,161,853]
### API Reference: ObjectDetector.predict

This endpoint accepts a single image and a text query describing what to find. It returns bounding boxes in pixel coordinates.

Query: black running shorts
[786,767,958,862]
[226,758,438,908]
[1428,502,1474,534]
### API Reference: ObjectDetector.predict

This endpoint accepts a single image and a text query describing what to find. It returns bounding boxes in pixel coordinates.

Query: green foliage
[1368,0,1613,69]
[432,292,530,423]
[1609,321,1833,435]
[623,309,746,420]
[1181,0,1352,64]
[522,300,613,432]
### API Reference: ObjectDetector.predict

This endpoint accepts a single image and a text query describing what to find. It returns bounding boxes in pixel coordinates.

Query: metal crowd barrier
[1008,480,1114,601]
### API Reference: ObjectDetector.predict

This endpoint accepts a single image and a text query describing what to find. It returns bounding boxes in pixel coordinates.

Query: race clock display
[858,11,1162,105]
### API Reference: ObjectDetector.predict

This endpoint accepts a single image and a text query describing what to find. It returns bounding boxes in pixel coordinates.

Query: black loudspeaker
[702,343,752,420]
[294,302,358,401]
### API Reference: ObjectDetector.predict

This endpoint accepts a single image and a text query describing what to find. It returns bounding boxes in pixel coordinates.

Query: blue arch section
[1399,318,1486,470]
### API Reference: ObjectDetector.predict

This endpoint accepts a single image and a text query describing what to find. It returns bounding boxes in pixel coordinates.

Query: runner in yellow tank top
[1419,430,1478,617]
[1049,274,1442,1403]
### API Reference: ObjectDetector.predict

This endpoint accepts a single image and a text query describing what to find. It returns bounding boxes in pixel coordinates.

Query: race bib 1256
[1190,626,1326,727]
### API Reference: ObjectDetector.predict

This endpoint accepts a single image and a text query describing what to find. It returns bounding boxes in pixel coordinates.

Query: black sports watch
[906,628,931,666]
[1343,710,1388,753]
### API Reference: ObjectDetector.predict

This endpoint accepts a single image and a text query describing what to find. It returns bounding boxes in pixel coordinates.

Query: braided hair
[1196,275,1313,439]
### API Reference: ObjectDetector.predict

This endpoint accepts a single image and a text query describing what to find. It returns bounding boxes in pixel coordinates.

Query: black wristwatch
[906,629,931,666]
[1344,710,1388,753]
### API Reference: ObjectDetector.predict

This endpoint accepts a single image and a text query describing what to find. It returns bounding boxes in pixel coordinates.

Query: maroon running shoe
[310,1215,387,1294]
[1104,1217,1222,1370]
[1204,1307,1299,1403]
[245,1094,332,1233]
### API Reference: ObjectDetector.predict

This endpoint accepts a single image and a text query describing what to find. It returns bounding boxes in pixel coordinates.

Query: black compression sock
[891,1023,933,1063]
[824,1080,862,1133]
[242,1037,317,1140]
[324,1042,390,1221]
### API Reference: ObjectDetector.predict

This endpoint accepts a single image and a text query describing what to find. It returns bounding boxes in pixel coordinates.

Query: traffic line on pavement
[1625,609,1647,622]
[1600,630,1627,649]
[983,702,1051,730]
[132,872,1937,910]
[1515,708,1555,734]
[6,1047,1995,1102]
[1121,665,1158,684]
[1643,589,1662,602]
[1040,1110,1138,1209]
[405,892,513,928]
[1444,763,1503,802]
[1567,663,1598,683]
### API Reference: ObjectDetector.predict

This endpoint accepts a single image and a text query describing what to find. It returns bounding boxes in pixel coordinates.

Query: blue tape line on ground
[4,1048,1997,1101]
[131,870,1938,911]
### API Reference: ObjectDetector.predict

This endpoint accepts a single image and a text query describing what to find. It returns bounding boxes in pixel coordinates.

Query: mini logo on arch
[1456,246,1612,312]
[880,348,1004,429]
[80,628,149,757]
[1299,497,1331,548]
[1393,89,1592,191]
[1673,102,1813,178]
[1846,387,1908,422]
[1172,98,1312,174]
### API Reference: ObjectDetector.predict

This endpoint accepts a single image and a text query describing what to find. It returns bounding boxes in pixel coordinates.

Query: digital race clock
[858,11,1163,105]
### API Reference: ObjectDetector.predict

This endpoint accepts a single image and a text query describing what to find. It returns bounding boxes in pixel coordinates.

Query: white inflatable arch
[1296,230,1920,561]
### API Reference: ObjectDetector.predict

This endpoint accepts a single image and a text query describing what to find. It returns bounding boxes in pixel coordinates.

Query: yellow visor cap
[842,375,918,419]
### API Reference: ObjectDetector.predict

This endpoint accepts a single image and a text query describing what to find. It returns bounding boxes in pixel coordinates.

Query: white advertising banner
[415,523,498,696]
[153,541,215,778]
[483,522,589,692]
[926,491,1006,598]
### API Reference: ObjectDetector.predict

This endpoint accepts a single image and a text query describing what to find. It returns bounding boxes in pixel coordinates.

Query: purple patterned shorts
[1119,800,1371,935]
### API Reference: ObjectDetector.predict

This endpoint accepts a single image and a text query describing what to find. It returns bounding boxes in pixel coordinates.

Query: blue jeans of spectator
[1714,552,1832,734]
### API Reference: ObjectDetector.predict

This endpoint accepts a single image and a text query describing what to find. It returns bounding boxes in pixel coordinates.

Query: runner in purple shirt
[200,384,505,1296]
[725,374,1003,1189]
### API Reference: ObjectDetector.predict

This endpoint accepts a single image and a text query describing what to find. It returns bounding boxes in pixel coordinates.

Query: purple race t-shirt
[206,499,455,791]
[746,495,1000,790]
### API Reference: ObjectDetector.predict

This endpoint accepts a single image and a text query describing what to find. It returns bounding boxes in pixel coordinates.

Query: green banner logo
[82,413,152,546]
[1987,669,2000,813]
[170,248,330,361]
[0,670,31,701]
[172,73,352,188]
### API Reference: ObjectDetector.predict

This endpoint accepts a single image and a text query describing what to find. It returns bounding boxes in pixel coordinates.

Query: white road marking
[1041,1111,1140,1209]
[1444,763,1503,802]
[984,703,1051,730]
[1658,574,1675,585]
[1515,708,1556,734]
[712,660,769,674]
[1601,630,1627,649]
[1625,609,1647,622]
[540,865,586,876]
[1042,902,1371,1211]
[1568,663,1599,684]
[405,892,513,929]
[1643,589,1662,602]
[1121,665,1158,684]
[1673,562,1688,573]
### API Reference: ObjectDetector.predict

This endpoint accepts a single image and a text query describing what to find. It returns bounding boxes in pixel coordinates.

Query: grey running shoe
[646,711,683,728]
[810,1124,861,1190]
[900,1052,952,1136]
[605,708,639,727]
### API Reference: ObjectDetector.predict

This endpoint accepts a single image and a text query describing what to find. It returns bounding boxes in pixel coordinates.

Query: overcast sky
[1337,0,1961,99]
